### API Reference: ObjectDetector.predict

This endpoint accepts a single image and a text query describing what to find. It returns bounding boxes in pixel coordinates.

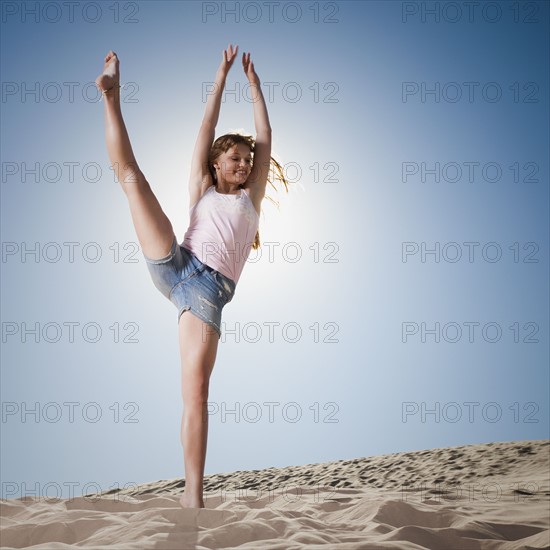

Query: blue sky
[1,1,548,499]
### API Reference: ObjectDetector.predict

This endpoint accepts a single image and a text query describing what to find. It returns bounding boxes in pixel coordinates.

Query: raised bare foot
[95,50,120,93]
[179,493,205,509]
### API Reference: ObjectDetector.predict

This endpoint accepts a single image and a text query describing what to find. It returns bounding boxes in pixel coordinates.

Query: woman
[95,44,286,508]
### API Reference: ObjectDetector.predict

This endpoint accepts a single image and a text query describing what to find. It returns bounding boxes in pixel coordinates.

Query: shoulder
[190,184,214,211]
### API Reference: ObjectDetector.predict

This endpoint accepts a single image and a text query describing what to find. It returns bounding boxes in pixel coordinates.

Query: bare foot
[95,50,120,93]
[179,493,205,509]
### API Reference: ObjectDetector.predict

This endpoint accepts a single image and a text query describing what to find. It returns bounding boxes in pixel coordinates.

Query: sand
[1,440,548,549]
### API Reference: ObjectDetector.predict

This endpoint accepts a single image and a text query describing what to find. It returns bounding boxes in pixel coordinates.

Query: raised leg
[96,51,174,260]
[178,312,220,509]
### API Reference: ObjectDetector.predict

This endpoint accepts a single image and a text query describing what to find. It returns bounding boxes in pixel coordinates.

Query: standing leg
[96,51,174,259]
[178,312,220,508]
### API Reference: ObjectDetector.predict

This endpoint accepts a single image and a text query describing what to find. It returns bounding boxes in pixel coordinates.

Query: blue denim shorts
[143,236,236,338]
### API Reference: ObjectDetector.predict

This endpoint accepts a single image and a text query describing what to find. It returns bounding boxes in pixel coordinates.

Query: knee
[121,169,148,194]
[182,380,210,406]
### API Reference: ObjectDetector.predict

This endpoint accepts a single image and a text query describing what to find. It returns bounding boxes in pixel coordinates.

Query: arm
[188,44,239,208]
[242,52,272,202]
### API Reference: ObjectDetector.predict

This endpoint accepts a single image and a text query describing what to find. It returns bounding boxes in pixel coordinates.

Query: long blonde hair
[208,133,289,250]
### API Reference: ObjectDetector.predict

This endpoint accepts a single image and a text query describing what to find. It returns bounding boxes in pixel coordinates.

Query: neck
[215,182,241,194]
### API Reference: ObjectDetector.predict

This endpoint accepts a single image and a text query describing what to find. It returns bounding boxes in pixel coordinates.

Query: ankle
[180,493,205,508]
[184,481,203,495]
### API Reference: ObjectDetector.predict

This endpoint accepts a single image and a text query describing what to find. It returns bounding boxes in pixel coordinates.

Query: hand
[242,52,260,84]
[217,43,239,76]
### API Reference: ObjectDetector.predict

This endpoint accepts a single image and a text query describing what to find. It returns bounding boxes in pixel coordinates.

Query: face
[213,144,253,185]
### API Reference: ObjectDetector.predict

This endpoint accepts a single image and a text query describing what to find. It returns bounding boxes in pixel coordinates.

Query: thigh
[178,309,220,402]
[144,240,199,300]
[171,262,234,339]
[125,175,175,260]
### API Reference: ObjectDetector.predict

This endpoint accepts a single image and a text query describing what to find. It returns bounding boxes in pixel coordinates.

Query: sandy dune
[1,440,549,549]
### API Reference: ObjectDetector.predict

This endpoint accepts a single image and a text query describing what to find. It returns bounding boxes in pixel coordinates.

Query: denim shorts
[143,236,236,338]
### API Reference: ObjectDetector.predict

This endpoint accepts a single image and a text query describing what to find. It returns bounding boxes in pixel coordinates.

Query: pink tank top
[182,186,260,284]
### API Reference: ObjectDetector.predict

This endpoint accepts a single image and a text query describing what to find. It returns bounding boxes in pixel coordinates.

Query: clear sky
[1,0,548,499]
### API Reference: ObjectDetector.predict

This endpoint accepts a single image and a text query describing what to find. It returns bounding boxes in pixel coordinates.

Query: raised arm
[188,44,239,208]
[242,52,272,204]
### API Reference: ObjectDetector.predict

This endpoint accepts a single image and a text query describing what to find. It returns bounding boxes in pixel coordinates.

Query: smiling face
[213,144,253,186]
